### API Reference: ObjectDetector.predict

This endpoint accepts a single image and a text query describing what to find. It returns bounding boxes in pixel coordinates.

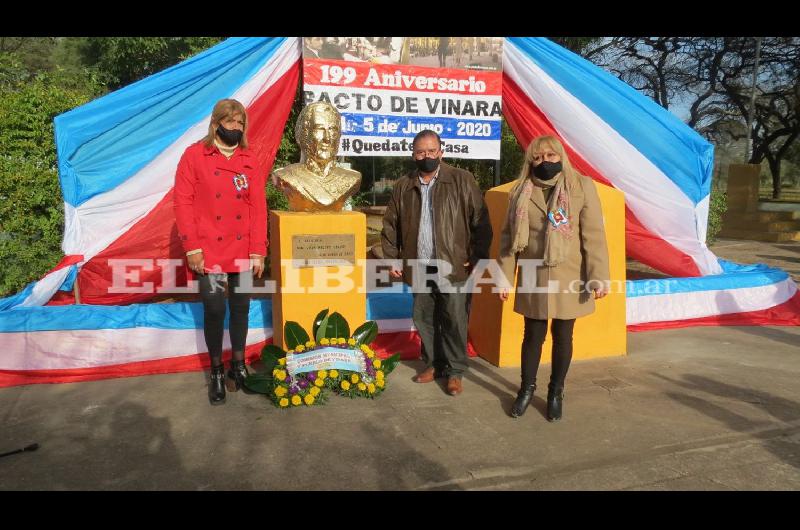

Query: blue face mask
[532,161,562,180]
[216,124,243,146]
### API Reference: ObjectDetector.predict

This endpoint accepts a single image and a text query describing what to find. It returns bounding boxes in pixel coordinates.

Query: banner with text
[286,347,367,376]
[302,37,503,159]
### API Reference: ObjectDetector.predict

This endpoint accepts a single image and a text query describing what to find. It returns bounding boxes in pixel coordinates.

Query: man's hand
[251,254,265,279]
[498,287,510,301]
[390,266,403,279]
[187,252,205,275]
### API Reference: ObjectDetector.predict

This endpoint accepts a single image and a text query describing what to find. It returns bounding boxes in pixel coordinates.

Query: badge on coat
[547,207,569,228]
[233,173,249,192]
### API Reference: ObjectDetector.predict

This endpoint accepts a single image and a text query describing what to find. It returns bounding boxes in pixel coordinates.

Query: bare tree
[585,37,692,109]
[549,37,603,55]
[690,38,800,198]
[724,38,798,198]
[584,37,800,199]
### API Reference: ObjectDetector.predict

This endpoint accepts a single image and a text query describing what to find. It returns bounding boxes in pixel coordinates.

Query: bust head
[274,101,360,212]
[295,102,342,168]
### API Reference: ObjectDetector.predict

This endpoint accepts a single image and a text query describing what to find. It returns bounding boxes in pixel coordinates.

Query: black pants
[520,317,576,391]
[198,272,251,368]
[412,265,470,378]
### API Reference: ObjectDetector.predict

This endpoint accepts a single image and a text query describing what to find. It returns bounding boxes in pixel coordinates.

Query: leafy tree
[77,37,224,89]
[0,37,230,296]
[0,52,28,88]
[0,61,106,296]
[499,118,525,184]
[0,38,59,73]
[274,76,304,170]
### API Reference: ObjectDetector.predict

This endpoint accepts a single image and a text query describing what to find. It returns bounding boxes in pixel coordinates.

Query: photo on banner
[302,37,503,160]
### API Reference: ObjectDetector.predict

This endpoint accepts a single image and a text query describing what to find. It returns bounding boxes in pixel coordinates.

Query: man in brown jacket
[381,130,492,396]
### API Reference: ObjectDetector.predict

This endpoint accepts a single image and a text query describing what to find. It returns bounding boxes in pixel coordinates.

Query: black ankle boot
[226,359,249,392]
[547,384,564,422]
[510,383,536,418]
[208,365,226,405]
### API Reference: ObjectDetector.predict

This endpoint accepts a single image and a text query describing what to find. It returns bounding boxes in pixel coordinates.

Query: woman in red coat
[173,99,268,406]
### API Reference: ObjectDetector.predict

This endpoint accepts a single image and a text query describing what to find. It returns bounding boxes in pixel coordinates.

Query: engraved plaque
[292,234,356,268]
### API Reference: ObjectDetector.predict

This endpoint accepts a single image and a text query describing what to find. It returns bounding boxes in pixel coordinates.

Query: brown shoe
[413,367,436,383]
[446,377,463,396]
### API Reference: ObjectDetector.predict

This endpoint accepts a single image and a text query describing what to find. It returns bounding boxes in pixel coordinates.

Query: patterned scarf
[507,172,573,266]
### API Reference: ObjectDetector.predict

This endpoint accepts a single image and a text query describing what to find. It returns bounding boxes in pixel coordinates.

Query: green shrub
[266,181,289,212]
[349,191,373,208]
[706,188,728,245]
[0,64,105,297]
[0,156,64,296]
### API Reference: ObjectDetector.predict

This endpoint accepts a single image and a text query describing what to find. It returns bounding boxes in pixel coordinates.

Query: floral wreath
[244,309,400,408]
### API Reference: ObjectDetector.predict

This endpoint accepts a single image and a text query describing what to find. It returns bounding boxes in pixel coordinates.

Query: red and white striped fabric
[2,37,301,310]
[1,37,797,389]
[502,37,800,328]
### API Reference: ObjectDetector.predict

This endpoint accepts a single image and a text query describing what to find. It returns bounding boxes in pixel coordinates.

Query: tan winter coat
[498,175,610,320]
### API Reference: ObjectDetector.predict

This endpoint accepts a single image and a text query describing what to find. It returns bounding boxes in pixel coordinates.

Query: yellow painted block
[469,179,627,367]
[270,211,367,349]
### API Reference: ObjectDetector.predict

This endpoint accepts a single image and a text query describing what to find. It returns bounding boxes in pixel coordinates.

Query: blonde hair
[516,135,581,190]
[203,99,249,149]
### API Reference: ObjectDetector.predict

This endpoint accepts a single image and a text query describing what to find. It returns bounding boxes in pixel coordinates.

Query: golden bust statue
[272,102,361,212]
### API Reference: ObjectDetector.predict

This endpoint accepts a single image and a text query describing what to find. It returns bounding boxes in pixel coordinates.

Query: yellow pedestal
[270,211,367,349]
[469,180,627,367]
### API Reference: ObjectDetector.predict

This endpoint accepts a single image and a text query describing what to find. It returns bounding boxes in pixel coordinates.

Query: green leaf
[260,344,285,373]
[243,373,273,394]
[351,320,378,346]
[261,357,278,375]
[284,321,310,350]
[312,308,329,338]
[381,353,402,375]
[315,312,331,343]
[324,312,350,340]
[261,344,285,361]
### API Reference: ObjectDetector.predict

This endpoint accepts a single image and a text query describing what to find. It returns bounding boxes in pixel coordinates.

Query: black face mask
[415,157,440,173]
[532,160,562,181]
[216,124,243,146]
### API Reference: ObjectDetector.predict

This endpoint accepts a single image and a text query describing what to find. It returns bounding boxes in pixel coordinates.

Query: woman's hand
[498,287,510,301]
[593,287,608,299]
[250,254,265,279]
[187,252,205,275]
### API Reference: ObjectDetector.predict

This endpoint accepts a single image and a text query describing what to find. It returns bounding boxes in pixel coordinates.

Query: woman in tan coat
[498,136,610,421]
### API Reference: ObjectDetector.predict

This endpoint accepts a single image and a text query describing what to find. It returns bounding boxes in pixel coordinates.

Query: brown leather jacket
[381,162,493,285]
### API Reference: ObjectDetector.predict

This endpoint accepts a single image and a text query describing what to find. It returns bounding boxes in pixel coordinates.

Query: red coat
[173,141,268,273]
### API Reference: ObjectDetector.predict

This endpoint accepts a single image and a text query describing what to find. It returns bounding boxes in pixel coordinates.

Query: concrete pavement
[1,324,799,490]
